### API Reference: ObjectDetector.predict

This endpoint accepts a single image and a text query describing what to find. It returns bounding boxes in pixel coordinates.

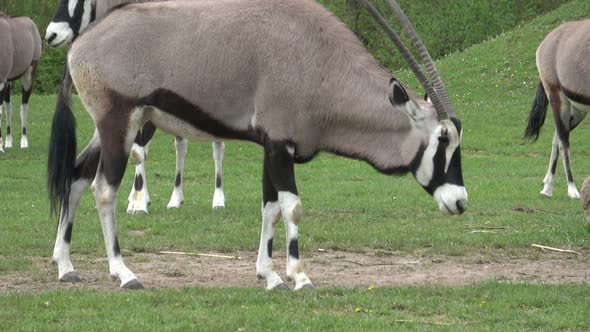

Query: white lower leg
[52,179,88,281]
[0,103,3,151]
[256,201,285,290]
[95,176,138,287]
[212,141,225,208]
[4,101,12,148]
[541,135,558,197]
[20,104,28,148]
[167,137,187,209]
[279,192,312,290]
[127,150,150,214]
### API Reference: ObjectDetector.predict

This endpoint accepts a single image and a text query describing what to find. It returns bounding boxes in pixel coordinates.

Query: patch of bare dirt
[1,249,589,294]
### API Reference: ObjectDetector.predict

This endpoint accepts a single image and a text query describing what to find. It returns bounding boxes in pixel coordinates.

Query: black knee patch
[64,223,73,244]
[215,174,222,188]
[6,125,10,135]
[175,173,181,187]
[134,174,144,191]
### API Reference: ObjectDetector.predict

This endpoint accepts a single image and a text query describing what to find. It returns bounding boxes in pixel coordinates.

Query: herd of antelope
[0,0,587,290]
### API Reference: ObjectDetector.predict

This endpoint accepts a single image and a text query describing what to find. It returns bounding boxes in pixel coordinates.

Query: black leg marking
[216,174,222,189]
[288,239,299,259]
[175,172,181,187]
[264,138,298,195]
[140,121,157,146]
[113,236,121,256]
[3,82,10,103]
[262,150,278,205]
[6,126,10,135]
[64,222,74,244]
[267,238,273,258]
[22,85,32,105]
[550,154,558,175]
[134,174,144,191]
[22,127,26,136]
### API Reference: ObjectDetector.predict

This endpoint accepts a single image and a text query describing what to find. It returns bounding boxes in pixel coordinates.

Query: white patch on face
[433,184,468,215]
[68,0,79,17]
[80,0,93,32]
[45,22,75,47]
[415,127,440,186]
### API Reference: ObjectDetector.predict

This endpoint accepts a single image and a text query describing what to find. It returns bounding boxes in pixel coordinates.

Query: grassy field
[1,0,590,330]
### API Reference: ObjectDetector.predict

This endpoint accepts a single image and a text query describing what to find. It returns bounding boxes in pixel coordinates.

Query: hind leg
[20,64,36,148]
[211,141,225,208]
[127,121,156,214]
[95,108,143,288]
[540,131,559,197]
[0,82,5,151]
[3,82,12,149]
[167,136,187,208]
[561,104,587,198]
[52,131,101,282]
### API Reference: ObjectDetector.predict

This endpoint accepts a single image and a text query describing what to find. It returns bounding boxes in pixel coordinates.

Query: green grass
[1,284,589,331]
[2,0,590,330]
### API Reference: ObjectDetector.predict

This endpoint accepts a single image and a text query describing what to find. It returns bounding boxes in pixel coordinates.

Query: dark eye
[438,136,449,144]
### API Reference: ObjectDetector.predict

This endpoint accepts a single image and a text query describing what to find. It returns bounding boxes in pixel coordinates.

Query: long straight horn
[386,0,455,119]
[358,0,448,121]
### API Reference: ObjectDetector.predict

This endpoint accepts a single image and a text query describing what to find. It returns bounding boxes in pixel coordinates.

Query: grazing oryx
[524,19,590,199]
[47,0,467,290]
[0,12,41,151]
[45,0,226,213]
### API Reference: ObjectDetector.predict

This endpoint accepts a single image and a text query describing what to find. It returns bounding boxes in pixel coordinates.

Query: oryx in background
[47,0,467,290]
[0,12,41,151]
[45,0,226,213]
[525,19,590,199]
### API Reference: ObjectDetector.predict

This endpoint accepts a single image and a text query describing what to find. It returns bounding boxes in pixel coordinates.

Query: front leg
[127,122,157,214]
[3,82,12,149]
[263,140,313,290]
[96,115,142,289]
[211,141,225,208]
[167,136,187,209]
[256,155,288,290]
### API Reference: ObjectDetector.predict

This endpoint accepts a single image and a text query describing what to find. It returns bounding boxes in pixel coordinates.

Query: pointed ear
[389,78,409,106]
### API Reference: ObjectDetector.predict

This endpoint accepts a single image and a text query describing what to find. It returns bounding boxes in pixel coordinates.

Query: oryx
[45,0,226,213]
[525,19,590,199]
[0,12,41,151]
[47,0,467,290]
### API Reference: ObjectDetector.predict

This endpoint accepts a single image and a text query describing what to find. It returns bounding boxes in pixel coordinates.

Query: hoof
[539,191,552,198]
[212,204,225,210]
[270,283,291,291]
[297,283,315,291]
[60,272,81,283]
[122,279,144,290]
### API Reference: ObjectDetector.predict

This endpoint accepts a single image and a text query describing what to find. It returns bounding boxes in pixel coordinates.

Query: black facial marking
[267,238,273,258]
[288,239,299,259]
[215,174,222,189]
[50,0,87,37]
[64,222,73,243]
[134,174,144,191]
[175,173,182,187]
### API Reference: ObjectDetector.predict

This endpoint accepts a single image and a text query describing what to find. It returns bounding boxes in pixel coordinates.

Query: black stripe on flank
[175,173,181,187]
[134,174,144,191]
[64,222,73,244]
[563,87,590,106]
[288,239,299,259]
[137,89,260,144]
[267,238,273,258]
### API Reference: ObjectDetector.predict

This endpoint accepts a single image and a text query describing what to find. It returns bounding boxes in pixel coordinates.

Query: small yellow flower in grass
[368,285,377,291]
[354,307,363,313]
[479,301,488,308]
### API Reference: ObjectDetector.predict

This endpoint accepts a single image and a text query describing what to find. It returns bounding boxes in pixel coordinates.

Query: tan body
[526,19,590,199]
[70,0,422,168]
[0,13,41,151]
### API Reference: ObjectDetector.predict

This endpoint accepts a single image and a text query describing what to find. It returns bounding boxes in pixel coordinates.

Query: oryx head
[45,0,94,47]
[365,0,467,215]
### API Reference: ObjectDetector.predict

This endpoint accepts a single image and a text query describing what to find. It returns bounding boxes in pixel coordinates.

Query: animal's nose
[456,199,467,214]
[46,32,57,44]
